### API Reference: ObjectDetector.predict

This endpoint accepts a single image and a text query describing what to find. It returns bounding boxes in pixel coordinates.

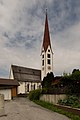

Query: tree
[42,72,54,88]
[61,69,80,94]
[72,69,79,74]
[71,69,80,81]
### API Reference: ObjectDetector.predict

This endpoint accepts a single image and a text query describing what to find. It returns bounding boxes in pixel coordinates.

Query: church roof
[42,11,51,52]
[11,65,41,82]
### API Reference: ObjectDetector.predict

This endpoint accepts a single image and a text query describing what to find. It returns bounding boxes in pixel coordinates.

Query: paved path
[0,98,70,120]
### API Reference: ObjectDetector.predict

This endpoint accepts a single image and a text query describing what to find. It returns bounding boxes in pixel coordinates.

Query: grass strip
[33,100,80,120]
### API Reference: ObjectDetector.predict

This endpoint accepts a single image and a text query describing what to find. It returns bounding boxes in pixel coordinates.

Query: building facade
[0,78,19,100]
[41,12,53,80]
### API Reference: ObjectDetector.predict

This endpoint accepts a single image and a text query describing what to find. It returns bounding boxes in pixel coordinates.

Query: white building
[41,11,53,80]
[9,65,41,94]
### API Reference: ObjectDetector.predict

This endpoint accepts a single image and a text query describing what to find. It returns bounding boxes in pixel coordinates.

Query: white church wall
[30,82,37,91]
[18,82,41,94]
[45,46,53,74]
[29,82,41,91]
[18,82,25,94]
[35,83,37,90]
[41,46,53,80]
[28,82,31,91]
[9,67,14,79]
[41,48,46,80]
[37,83,41,89]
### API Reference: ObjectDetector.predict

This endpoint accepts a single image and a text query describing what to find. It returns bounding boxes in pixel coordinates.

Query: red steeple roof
[42,11,51,52]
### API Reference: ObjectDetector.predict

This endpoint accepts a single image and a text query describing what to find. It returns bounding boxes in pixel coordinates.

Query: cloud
[0,0,80,77]
[53,22,80,75]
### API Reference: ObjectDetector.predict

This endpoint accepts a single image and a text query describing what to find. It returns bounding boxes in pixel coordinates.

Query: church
[0,11,53,98]
[9,65,41,94]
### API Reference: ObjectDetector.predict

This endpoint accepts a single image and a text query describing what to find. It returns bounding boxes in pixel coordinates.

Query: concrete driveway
[0,97,70,120]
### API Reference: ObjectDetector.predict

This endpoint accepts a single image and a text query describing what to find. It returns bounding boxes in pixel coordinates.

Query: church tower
[41,11,53,80]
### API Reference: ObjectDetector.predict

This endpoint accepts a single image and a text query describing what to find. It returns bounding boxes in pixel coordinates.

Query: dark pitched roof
[52,76,62,85]
[42,11,52,52]
[11,65,41,82]
[0,78,19,86]
[54,76,62,80]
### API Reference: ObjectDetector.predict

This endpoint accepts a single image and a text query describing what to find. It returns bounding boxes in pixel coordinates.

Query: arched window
[42,54,44,58]
[34,84,35,90]
[47,59,50,64]
[42,60,44,66]
[47,54,50,58]
[48,49,50,52]
[27,84,29,92]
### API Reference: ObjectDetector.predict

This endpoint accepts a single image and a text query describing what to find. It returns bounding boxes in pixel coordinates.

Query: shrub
[42,88,49,94]
[58,95,80,108]
[29,89,42,101]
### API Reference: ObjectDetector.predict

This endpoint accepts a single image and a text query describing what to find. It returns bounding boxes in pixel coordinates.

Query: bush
[42,88,49,94]
[29,89,42,101]
[58,95,80,108]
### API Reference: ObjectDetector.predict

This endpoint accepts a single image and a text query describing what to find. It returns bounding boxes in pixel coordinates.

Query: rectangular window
[47,59,50,64]
[47,54,50,58]
[42,60,44,66]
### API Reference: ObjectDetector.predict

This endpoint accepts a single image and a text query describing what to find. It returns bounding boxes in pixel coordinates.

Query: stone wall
[40,94,67,104]
[0,94,5,117]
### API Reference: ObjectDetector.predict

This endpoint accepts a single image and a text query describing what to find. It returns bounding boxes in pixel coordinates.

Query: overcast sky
[0,0,80,78]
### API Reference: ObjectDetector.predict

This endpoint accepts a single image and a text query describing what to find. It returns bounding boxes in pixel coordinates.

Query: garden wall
[0,94,5,117]
[40,94,67,104]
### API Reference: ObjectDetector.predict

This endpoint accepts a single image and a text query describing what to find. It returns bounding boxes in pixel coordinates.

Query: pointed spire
[42,10,51,52]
